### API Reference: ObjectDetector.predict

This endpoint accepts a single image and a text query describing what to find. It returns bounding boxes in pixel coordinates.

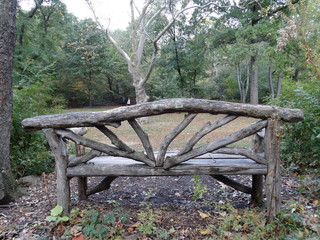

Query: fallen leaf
[72,232,88,240]
[131,221,141,228]
[198,211,210,219]
[197,228,212,235]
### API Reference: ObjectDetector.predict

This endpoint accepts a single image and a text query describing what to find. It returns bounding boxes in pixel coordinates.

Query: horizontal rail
[22,98,304,131]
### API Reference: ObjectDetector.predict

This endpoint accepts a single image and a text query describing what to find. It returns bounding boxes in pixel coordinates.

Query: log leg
[78,177,87,200]
[251,133,265,206]
[43,129,70,215]
[251,175,263,206]
[75,144,87,200]
[265,118,281,222]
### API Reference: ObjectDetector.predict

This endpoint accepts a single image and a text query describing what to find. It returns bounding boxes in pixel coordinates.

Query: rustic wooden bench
[21,98,304,221]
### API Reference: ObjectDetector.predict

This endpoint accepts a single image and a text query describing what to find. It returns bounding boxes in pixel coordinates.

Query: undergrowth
[50,173,319,240]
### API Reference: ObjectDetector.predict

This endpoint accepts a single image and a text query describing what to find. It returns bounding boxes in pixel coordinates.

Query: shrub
[10,81,64,177]
[270,79,320,169]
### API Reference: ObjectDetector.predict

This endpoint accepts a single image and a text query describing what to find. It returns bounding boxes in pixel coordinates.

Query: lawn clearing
[64,106,257,151]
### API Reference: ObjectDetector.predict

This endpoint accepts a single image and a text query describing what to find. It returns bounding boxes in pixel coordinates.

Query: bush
[271,79,320,169]
[10,81,64,178]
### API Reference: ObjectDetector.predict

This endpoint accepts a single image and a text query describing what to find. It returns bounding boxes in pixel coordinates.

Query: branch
[85,0,132,65]
[55,129,155,167]
[156,113,197,166]
[128,119,155,162]
[163,120,268,169]
[178,115,238,155]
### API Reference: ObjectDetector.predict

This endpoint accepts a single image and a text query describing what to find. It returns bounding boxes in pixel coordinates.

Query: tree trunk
[249,55,259,104]
[268,62,274,99]
[276,72,283,99]
[0,0,17,204]
[133,74,149,104]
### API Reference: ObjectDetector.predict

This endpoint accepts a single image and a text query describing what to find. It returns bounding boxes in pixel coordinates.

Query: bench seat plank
[67,154,267,177]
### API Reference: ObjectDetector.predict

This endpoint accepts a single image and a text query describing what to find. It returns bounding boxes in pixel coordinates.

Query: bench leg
[43,129,70,215]
[78,177,87,200]
[265,118,281,222]
[251,174,263,206]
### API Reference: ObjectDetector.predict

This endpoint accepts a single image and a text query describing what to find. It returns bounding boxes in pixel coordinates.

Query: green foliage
[45,205,70,224]
[137,208,157,235]
[297,170,320,199]
[270,80,320,168]
[80,206,128,239]
[191,174,208,201]
[10,81,64,177]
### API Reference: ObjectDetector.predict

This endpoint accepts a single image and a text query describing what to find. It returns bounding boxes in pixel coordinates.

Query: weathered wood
[68,150,101,167]
[69,127,88,136]
[67,163,267,177]
[74,141,87,200]
[78,177,87,200]
[265,117,282,222]
[156,113,197,166]
[21,98,304,131]
[128,119,155,162]
[178,115,238,155]
[55,129,155,167]
[251,175,264,206]
[43,129,70,215]
[251,133,265,206]
[86,176,117,196]
[211,175,252,194]
[213,147,267,165]
[163,120,268,169]
[97,125,134,152]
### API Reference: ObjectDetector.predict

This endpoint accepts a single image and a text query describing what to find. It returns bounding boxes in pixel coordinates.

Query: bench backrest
[22,98,304,169]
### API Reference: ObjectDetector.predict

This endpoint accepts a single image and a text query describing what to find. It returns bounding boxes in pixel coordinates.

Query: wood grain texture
[22,98,304,130]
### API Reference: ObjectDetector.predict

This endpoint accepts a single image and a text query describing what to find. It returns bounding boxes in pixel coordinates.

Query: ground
[1,172,315,240]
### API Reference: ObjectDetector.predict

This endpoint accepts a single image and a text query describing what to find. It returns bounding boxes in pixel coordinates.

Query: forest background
[10,0,319,178]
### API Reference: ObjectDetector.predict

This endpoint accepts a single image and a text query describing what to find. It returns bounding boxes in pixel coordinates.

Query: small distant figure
[127,98,131,105]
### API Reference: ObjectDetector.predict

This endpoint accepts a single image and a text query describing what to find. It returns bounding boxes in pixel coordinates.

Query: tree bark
[276,72,283,99]
[249,55,259,104]
[0,0,17,204]
[268,62,274,99]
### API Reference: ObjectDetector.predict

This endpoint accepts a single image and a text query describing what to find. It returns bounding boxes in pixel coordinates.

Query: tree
[0,0,17,204]
[86,0,199,104]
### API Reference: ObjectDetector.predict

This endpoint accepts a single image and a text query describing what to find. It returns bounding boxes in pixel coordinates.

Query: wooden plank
[87,155,257,165]
[22,98,304,131]
[67,163,267,177]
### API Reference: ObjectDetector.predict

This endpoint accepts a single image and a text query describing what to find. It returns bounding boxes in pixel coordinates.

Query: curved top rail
[22,98,304,131]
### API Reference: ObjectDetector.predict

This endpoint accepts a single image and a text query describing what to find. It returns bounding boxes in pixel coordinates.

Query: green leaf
[51,205,63,217]
[59,216,70,222]
[45,216,56,222]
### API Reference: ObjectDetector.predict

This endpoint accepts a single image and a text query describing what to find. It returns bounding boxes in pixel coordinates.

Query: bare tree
[86,0,198,104]
[0,0,17,204]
